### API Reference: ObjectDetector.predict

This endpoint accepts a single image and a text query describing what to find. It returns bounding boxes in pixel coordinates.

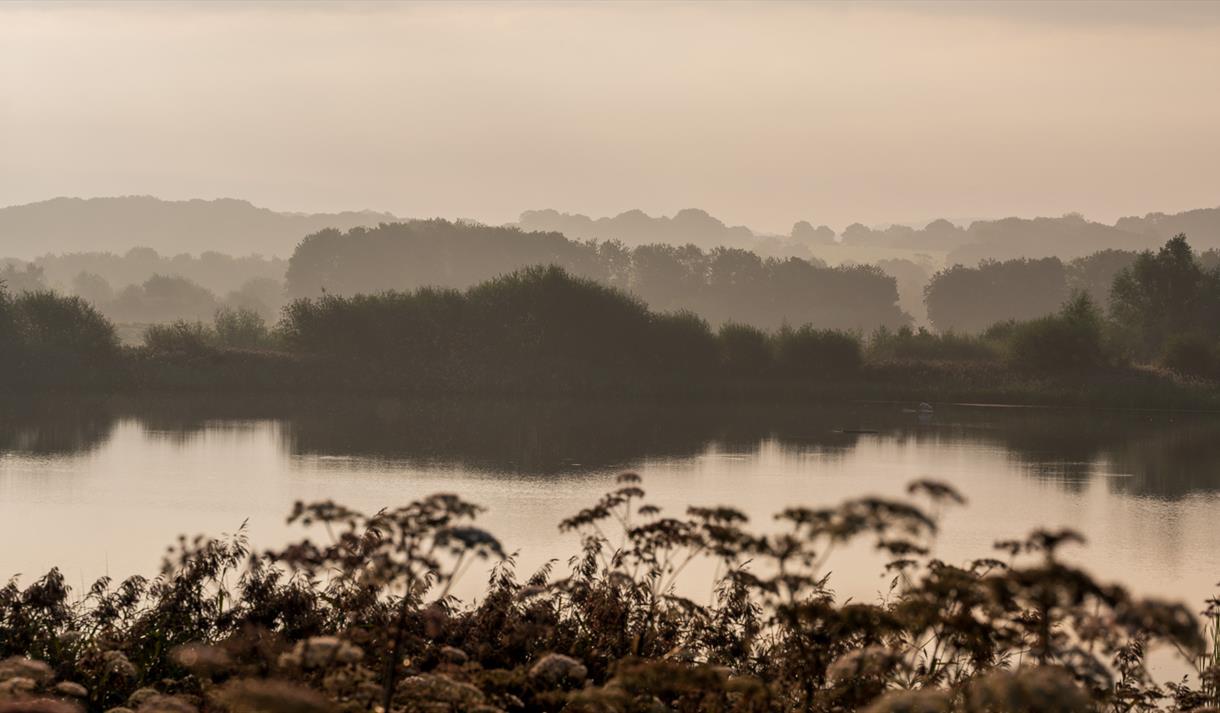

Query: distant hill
[0,196,399,259]
[6,196,1220,267]
[843,211,1220,265]
[1114,207,1220,248]
[519,205,1220,266]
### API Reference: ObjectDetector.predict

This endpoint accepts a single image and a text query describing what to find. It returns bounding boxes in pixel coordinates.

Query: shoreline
[7,362,1220,416]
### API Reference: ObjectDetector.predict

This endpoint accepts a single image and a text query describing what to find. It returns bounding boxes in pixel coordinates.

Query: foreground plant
[0,475,1216,712]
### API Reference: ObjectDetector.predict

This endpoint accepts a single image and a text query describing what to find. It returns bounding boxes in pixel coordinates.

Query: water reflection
[3,396,1219,497]
[2,392,1219,662]
[0,398,114,455]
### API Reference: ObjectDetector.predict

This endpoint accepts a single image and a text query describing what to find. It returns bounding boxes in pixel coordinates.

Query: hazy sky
[3,1,1220,233]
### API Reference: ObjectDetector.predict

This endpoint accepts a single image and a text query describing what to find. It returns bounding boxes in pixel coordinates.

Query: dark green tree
[1110,235,1220,358]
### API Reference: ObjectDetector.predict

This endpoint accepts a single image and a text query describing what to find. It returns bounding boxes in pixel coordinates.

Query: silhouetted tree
[790,220,835,246]
[1110,235,1220,358]
[1066,249,1138,309]
[0,263,47,293]
[925,257,1068,332]
[71,271,114,306]
[36,247,285,297]
[109,274,220,323]
[223,277,285,321]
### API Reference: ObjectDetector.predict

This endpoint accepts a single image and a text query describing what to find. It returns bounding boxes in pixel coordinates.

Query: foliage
[0,475,1216,712]
[279,266,870,393]
[773,325,862,376]
[1110,235,1220,360]
[0,287,120,389]
[143,308,273,355]
[110,274,221,323]
[1066,249,1139,309]
[1004,293,1108,372]
[925,257,1068,333]
[1161,334,1220,380]
[0,262,48,293]
[284,220,910,331]
[212,308,272,350]
[143,320,216,356]
[867,325,998,363]
[718,323,772,376]
[221,277,285,322]
[35,245,286,299]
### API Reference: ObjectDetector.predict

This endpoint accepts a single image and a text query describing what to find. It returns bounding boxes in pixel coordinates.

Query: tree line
[1,260,284,325]
[925,239,1220,332]
[914,235,1220,377]
[8,235,1220,395]
[286,220,910,332]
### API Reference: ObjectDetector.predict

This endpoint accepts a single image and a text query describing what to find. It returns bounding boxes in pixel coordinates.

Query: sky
[3,0,1220,234]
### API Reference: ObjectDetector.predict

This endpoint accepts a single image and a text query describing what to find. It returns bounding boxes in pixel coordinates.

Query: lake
[3,396,1219,633]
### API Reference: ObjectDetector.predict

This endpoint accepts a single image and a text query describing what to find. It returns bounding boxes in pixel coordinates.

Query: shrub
[143,320,215,355]
[213,307,271,349]
[772,325,862,376]
[1006,293,1107,372]
[867,325,997,362]
[12,290,119,361]
[466,265,655,381]
[1162,333,1220,379]
[718,322,773,376]
[0,289,120,388]
[647,310,718,383]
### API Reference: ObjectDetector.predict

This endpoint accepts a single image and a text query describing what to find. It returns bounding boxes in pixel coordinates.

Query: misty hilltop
[4,196,1220,266]
[0,196,399,259]
[519,206,1220,263]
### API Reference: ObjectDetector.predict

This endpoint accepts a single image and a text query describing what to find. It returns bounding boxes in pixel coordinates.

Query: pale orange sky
[2,1,1220,234]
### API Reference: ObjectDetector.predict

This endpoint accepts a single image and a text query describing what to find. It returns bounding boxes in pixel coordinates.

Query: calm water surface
[2,396,1219,624]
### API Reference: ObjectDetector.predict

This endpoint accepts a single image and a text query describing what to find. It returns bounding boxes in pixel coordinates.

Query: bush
[719,322,773,376]
[647,310,718,383]
[143,320,215,356]
[1006,293,1107,372]
[213,307,271,349]
[466,265,656,382]
[867,325,997,362]
[1162,333,1220,379]
[773,325,862,377]
[12,290,119,360]
[0,289,120,388]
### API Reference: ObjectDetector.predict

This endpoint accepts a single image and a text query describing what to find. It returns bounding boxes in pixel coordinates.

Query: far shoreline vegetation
[4,233,1220,411]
